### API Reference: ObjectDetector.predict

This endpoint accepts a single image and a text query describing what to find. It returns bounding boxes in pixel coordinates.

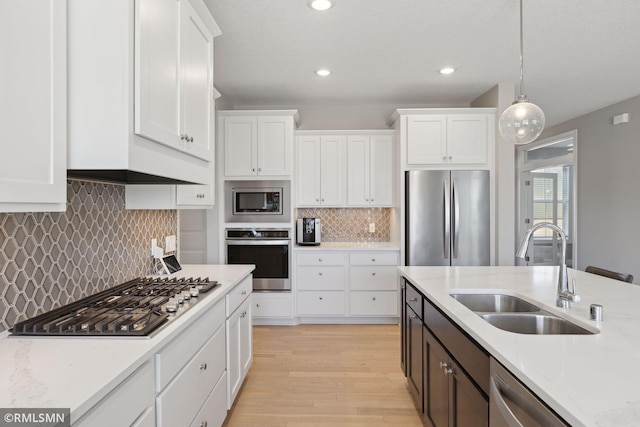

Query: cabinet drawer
[350,266,397,291]
[297,291,345,316]
[405,283,422,319]
[189,372,227,427]
[75,362,154,427]
[297,266,345,290]
[226,275,252,316]
[349,252,398,266]
[424,297,489,395]
[155,299,225,391]
[297,252,345,266]
[157,325,226,427]
[350,291,398,316]
[252,292,293,318]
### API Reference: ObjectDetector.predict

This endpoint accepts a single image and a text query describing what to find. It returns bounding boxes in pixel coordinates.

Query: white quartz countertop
[295,241,400,250]
[0,264,254,424]
[398,266,640,427]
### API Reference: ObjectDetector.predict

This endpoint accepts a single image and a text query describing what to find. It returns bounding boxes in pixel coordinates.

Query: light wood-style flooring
[223,324,423,427]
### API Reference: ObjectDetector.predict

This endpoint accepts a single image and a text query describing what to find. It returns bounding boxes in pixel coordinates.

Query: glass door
[517,131,577,267]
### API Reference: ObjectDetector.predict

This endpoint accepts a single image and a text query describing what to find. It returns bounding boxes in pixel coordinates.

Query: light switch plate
[166,235,176,253]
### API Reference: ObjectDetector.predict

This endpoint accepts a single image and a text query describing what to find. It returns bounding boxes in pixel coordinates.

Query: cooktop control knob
[166,298,178,313]
[182,290,191,300]
[176,293,184,304]
[190,287,199,297]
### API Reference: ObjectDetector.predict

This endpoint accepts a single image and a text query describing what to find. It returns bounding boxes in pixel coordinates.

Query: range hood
[67,170,200,185]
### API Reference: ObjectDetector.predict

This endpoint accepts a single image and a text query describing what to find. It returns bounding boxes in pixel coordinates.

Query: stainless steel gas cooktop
[10,276,220,337]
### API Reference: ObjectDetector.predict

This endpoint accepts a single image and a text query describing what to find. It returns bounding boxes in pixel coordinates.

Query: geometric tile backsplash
[296,207,391,242]
[0,180,177,332]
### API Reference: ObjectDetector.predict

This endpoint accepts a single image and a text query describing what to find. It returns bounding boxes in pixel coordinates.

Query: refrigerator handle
[444,178,450,259]
[452,178,460,259]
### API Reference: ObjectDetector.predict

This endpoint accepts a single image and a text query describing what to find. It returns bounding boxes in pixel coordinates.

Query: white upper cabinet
[67,0,220,185]
[397,109,495,169]
[347,134,394,207]
[221,111,298,178]
[134,0,180,148]
[296,135,345,207]
[135,0,214,161]
[0,0,67,212]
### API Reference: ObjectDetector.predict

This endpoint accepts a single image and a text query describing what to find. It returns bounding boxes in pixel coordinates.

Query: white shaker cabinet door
[180,0,214,161]
[0,0,66,212]
[346,135,370,206]
[319,135,346,206]
[446,114,489,164]
[257,116,294,176]
[406,115,447,165]
[369,135,394,206]
[296,135,322,206]
[224,116,258,176]
[135,0,181,147]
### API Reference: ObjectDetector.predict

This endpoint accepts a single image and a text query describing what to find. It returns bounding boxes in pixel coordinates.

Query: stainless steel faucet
[516,222,580,308]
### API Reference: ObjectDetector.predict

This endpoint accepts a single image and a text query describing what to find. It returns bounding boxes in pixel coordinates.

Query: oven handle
[226,239,291,246]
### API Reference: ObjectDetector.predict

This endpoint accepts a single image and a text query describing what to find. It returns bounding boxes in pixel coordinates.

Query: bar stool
[585,265,634,283]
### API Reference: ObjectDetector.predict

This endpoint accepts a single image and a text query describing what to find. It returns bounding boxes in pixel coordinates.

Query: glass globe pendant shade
[498,96,546,145]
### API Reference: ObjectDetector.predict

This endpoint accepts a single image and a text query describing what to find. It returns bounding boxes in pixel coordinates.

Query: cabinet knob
[180,134,187,140]
[372,297,376,301]
[258,168,262,172]
[371,258,376,262]
[319,296,323,301]
[318,272,323,276]
[318,258,323,262]
[409,314,416,320]
[410,297,418,302]
[371,198,374,202]
[321,198,324,202]
[371,272,376,276]
[187,136,194,143]
[256,303,260,308]
[448,156,452,160]
[252,168,256,172]
[316,198,320,202]
[200,362,208,370]
[442,156,447,161]
[200,421,208,427]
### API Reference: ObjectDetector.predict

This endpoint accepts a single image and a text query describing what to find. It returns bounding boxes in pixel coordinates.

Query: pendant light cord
[519,0,525,98]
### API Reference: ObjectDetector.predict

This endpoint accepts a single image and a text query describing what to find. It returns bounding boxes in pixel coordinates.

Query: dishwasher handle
[490,374,524,427]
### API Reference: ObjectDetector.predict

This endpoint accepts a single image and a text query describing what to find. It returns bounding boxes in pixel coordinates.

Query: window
[517,131,577,267]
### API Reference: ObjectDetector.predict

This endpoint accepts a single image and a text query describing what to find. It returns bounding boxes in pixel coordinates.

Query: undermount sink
[449,292,596,335]
[480,313,593,335]
[450,293,540,313]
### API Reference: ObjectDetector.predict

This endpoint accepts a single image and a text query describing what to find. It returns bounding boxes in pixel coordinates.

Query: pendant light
[499,0,545,145]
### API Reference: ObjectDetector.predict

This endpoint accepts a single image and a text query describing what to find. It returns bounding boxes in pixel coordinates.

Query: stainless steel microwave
[224,180,291,223]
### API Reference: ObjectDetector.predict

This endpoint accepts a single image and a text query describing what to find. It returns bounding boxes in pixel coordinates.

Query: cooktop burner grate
[10,277,220,337]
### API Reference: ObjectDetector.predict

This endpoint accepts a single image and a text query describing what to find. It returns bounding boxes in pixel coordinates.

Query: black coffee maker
[296,218,321,245]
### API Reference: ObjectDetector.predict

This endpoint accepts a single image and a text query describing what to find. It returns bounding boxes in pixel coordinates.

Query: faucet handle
[567,278,581,302]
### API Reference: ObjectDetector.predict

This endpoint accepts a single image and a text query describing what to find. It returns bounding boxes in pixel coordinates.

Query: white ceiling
[204,0,640,127]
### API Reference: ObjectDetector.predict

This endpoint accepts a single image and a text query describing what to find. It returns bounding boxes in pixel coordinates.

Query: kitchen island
[0,264,254,426]
[399,265,640,427]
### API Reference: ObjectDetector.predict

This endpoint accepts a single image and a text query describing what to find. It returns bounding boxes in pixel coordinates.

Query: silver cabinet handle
[318,258,323,262]
[372,297,376,301]
[442,156,447,161]
[409,314,416,320]
[371,272,376,276]
[410,297,418,302]
[200,363,207,370]
[319,296,323,300]
[318,272,323,276]
[256,303,261,308]
[200,421,208,427]
[371,258,376,262]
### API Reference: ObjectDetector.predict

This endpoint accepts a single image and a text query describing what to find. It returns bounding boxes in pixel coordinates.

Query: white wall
[472,82,517,265]
[539,94,640,282]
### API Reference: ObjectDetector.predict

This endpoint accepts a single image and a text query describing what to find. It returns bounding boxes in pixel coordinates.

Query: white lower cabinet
[74,362,155,427]
[155,299,226,427]
[156,324,226,427]
[190,373,228,427]
[295,250,399,320]
[226,277,253,409]
[297,291,346,316]
[252,292,294,320]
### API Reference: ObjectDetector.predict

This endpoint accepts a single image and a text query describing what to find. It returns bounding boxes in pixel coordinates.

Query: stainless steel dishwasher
[490,358,569,426]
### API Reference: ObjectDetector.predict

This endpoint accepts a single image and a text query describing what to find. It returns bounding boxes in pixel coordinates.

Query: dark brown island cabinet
[401,278,489,426]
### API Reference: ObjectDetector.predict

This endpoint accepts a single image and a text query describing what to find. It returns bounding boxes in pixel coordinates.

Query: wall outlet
[369,222,375,233]
[151,238,157,256]
[166,235,176,253]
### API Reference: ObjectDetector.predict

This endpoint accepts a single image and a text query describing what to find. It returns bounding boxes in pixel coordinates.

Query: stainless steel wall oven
[225,228,291,292]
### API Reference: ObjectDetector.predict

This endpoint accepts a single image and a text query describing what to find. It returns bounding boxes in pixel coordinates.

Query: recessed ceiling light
[308,0,334,11]
[316,69,331,77]
[439,67,456,75]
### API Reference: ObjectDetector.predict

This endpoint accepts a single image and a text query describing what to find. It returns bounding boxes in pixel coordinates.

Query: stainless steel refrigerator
[405,170,490,266]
